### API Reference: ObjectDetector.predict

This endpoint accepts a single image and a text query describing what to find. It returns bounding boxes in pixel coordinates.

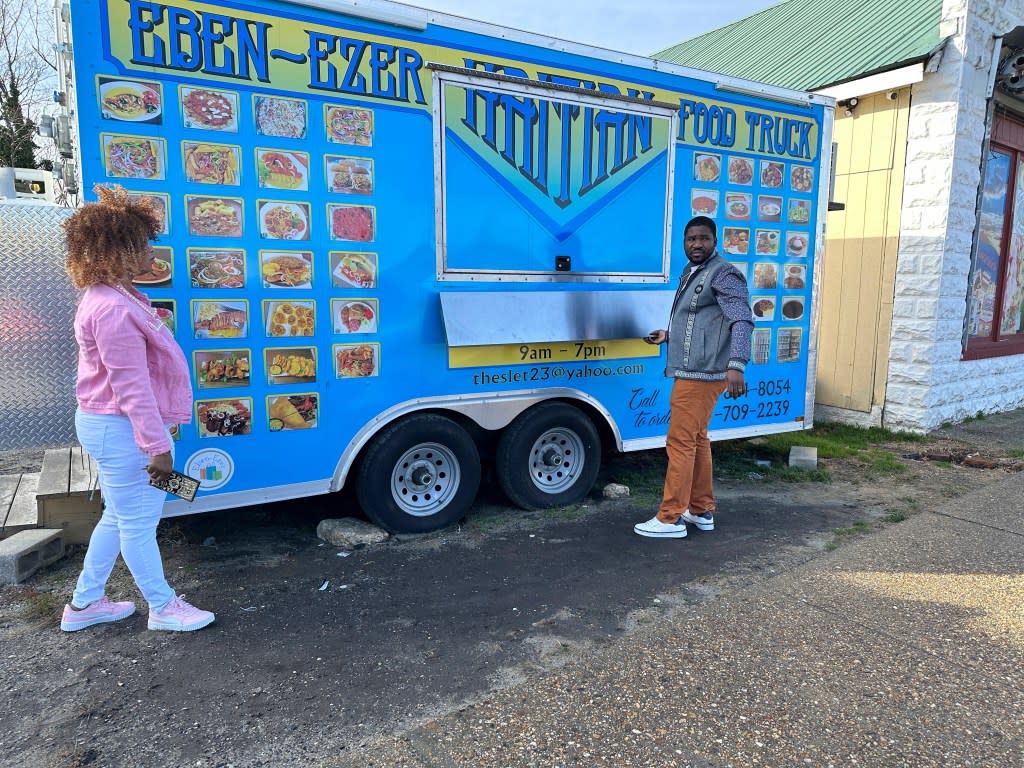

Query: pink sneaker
[147,595,215,632]
[60,596,136,632]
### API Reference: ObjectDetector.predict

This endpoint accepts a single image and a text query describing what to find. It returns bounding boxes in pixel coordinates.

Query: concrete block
[0,529,66,584]
[788,446,818,471]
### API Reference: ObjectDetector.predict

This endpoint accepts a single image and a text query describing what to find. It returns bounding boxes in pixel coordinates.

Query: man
[634,215,753,539]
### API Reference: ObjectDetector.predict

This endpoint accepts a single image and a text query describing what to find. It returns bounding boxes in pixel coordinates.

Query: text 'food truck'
[55,0,835,532]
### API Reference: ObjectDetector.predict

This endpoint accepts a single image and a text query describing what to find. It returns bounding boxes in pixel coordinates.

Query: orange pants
[657,378,727,524]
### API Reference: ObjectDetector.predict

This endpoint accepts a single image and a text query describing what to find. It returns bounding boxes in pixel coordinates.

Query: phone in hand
[149,470,200,502]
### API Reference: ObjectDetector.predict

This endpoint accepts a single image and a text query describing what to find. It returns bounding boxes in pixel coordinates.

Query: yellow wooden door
[818,89,910,412]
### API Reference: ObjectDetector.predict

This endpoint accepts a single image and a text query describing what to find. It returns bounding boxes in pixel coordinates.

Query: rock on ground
[316,517,389,548]
[602,483,630,499]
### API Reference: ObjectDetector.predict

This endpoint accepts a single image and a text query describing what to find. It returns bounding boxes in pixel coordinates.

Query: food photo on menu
[786,264,810,295]
[196,397,252,437]
[335,343,378,378]
[125,192,170,234]
[752,296,776,321]
[752,328,772,365]
[132,246,172,287]
[786,232,809,257]
[255,149,309,191]
[781,296,805,320]
[102,134,165,179]
[790,165,815,193]
[261,250,313,289]
[325,105,373,146]
[691,189,718,217]
[777,328,802,363]
[192,299,248,339]
[332,298,378,334]
[268,394,318,431]
[328,204,375,242]
[330,251,378,289]
[326,156,374,195]
[188,249,246,289]
[151,300,175,332]
[98,77,162,124]
[254,94,307,139]
[724,193,752,221]
[760,160,784,189]
[183,142,241,185]
[693,152,721,182]
[194,349,251,388]
[722,227,750,256]
[258,200,310,241]
[788,199,811,225]
[264,300,315,337]
[753,262,778,290]
[727,156,754,185]
[758,195,783,223]
[181,86,239,131]
[755,229,780,256]
[784,264,807,289]
[264,346,317,385]
[186,195,244,237]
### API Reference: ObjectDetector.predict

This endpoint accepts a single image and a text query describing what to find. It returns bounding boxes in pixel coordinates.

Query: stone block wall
[883,0,1024,432]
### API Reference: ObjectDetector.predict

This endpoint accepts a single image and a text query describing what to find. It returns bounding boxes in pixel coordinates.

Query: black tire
[496,402,601,511]
[356,414,481,534]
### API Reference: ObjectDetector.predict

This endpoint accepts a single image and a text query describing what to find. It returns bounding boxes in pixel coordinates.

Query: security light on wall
[838,97,859,116]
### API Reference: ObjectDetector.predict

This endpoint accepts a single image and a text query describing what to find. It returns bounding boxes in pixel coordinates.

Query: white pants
[72,410,175,611]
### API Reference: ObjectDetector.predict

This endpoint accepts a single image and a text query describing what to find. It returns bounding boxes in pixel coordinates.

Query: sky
[413,0,782,57]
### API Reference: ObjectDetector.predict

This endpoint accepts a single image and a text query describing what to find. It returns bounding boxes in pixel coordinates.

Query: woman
[60,185,215,633]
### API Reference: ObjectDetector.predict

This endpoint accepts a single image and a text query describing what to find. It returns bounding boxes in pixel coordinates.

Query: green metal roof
[653,0,945,91]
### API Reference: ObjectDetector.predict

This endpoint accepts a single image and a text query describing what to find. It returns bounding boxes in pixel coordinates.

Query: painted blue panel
[70,0,828,504]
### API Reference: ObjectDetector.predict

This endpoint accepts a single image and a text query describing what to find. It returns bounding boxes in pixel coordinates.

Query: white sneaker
[633,516,688,538]
[682,510,715,531]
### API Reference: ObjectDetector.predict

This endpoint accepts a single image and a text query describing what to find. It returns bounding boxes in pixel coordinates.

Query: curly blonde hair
[64,185,162,288]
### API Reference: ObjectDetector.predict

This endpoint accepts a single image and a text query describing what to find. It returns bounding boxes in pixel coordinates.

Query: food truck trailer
[50,0,835,533]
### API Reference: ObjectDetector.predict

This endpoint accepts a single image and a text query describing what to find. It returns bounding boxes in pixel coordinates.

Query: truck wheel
[496,402,601,511]
[356,414,481,534]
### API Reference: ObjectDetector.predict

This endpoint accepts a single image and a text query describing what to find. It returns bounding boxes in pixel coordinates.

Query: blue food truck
[59,0,835,532]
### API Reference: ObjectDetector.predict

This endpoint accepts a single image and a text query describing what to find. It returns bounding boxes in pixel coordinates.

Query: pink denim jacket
[75,283,192,457]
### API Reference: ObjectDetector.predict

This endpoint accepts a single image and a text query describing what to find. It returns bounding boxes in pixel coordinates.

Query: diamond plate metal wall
[0,202,77,450]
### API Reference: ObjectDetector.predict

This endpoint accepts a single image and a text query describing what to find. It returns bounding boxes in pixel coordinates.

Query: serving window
[432,67,677,283]
[966,108,1024,358]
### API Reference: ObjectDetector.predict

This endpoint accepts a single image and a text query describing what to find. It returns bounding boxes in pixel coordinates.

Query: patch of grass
[21,590,60,624]
[861,449,908,476]
[602,421,917,492]
[825,520,872,551]
[940,485,966,497]
[1007,449,1024,459]
[898,496,923,512]
[882,498,921,523]
[769,466,833,483]
[760,422,925,456]
[547,504,585,521]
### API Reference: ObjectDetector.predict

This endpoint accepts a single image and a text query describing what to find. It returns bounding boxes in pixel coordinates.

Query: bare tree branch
[0,0,57,167]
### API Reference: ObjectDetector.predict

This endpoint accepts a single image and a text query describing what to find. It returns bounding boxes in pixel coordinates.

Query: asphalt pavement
[337,418,1024,768]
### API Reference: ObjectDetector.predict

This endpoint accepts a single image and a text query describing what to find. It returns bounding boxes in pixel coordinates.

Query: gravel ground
[1,415,1022,767]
